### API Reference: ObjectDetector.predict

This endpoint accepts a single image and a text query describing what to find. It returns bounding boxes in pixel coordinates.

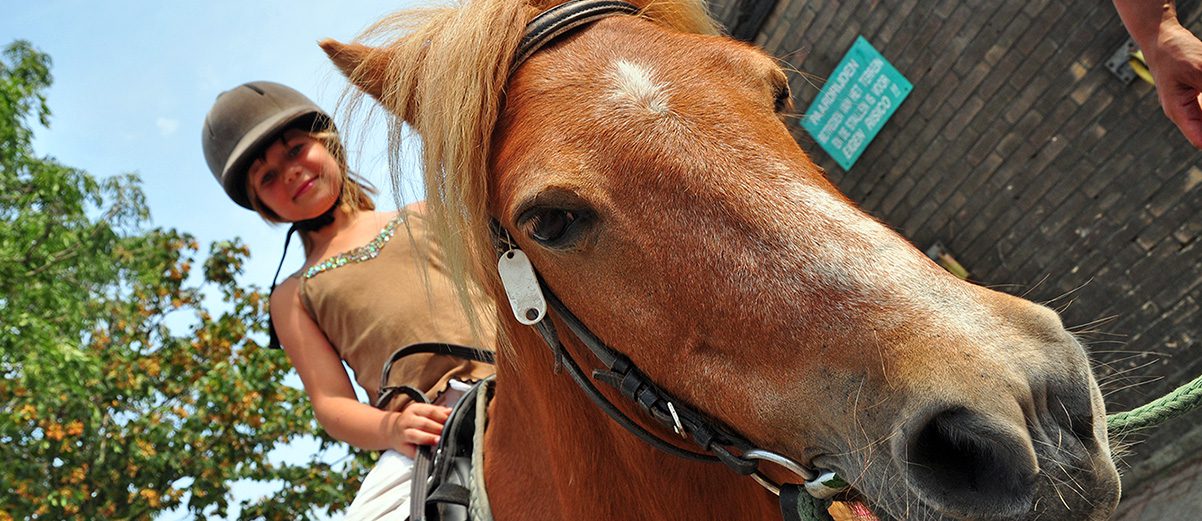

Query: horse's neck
[482,329,780,521]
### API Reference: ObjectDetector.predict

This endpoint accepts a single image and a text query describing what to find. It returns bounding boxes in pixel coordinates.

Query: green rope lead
[794,495,834,521]
[1107,372,1202,433]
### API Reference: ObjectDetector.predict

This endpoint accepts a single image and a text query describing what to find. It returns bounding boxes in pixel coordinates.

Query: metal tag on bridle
[497,249,547,325]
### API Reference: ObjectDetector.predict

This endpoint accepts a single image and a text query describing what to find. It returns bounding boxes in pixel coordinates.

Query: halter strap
[512,0,640,70]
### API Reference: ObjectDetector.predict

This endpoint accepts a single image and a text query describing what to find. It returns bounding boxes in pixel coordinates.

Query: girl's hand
[394,403,453,458]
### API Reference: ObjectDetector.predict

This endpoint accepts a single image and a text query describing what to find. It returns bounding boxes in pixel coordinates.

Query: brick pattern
[1115,456,1202,521]
[716,0,1202,515]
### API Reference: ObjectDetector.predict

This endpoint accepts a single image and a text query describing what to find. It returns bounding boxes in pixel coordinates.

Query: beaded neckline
[302,216,402,279]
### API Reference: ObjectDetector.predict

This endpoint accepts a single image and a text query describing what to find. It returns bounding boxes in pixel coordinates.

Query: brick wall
[712,0,1202,515]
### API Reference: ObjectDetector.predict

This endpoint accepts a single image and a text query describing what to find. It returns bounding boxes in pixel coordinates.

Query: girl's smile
[293,177,318,200]
[247,128,342,221]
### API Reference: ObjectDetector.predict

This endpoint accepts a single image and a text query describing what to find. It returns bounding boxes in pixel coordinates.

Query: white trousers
[344,450,415,520]
[343,380,473,520]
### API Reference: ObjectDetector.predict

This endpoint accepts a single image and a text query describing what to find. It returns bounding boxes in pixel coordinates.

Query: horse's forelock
[635,0,719,35]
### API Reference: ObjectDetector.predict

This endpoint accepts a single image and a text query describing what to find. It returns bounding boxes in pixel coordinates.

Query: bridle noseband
[494,0,847,511]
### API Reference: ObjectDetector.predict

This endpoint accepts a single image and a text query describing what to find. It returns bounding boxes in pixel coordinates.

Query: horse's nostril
[904,407,1037,518]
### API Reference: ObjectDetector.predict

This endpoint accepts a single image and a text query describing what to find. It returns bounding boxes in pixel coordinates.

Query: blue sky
[3,0,425,289]
[2,1,426,518]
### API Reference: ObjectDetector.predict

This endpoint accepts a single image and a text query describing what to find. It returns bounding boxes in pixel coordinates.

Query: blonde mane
[340,0,718,333]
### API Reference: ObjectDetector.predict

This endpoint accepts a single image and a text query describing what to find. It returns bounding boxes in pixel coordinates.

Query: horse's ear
[320,39,387,102]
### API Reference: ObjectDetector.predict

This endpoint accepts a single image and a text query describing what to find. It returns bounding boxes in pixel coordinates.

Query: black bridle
[492,214,815,489]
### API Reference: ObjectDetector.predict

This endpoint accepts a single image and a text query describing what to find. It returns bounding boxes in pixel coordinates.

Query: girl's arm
[271,276,451,457]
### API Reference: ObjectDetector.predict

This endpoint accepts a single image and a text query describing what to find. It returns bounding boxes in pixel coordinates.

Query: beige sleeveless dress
[296,209,496,412]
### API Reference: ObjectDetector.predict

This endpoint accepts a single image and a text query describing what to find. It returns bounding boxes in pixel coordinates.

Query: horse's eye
[774,85,792,113]
[524,208,575,244]
[518,207,593,248]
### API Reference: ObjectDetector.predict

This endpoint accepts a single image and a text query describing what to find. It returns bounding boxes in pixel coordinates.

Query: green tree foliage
[0,41,367,520]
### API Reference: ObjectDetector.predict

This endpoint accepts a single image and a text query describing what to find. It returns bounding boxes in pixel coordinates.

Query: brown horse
[321,0,1121,519]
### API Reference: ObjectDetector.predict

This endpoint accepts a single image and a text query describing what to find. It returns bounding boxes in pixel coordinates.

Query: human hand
[393,402,452,458]
[1145,22,1202,148]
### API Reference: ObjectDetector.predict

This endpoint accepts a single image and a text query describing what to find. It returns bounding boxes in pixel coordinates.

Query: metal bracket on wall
[1105,37,1139,85]
[925,242,970,281]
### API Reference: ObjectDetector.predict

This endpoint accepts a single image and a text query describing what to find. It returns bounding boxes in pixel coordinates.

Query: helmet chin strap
[266,199,340,349]
[293,200,339,232]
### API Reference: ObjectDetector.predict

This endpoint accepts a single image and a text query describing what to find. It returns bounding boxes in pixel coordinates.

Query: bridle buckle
[666,401,686,438]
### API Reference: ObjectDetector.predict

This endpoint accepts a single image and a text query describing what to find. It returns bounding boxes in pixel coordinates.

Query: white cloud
[156,117,179,136]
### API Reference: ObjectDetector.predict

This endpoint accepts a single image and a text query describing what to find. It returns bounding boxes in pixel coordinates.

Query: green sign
[803,36,912,170]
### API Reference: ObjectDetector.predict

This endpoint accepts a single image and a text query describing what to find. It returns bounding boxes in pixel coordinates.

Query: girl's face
[247,128,342,222]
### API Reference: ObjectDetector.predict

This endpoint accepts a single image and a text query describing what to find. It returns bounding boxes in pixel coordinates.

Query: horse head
[323,0,1121,519]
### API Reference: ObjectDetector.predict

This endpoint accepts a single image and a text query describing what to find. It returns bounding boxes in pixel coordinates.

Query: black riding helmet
[202,81,332,210]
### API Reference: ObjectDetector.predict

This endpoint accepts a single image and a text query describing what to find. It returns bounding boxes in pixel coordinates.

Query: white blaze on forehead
[608,59,670,114]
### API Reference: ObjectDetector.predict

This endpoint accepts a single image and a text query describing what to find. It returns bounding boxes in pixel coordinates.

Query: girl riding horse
[201,81,496,519]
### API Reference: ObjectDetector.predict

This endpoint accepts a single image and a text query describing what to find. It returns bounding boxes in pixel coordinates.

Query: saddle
[409,376,494,521]
[373,343,496,521]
